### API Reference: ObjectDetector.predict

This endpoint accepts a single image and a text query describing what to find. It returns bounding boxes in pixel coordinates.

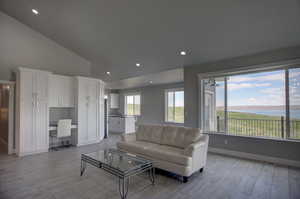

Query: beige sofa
[117,124,209,182]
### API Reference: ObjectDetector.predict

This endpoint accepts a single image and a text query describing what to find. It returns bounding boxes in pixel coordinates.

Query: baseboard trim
[77,139,101,147]
[18,149,48,157]
[208,147,300,168]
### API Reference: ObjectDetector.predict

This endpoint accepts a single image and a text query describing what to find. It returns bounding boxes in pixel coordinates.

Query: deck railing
[216,116,300,139]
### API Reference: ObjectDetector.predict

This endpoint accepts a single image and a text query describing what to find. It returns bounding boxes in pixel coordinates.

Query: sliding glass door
[289,68,300,139]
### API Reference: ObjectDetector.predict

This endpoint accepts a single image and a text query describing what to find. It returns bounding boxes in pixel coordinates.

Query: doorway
[0,82,15,154]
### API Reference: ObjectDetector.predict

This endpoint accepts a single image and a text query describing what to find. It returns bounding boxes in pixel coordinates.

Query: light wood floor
[0,134,299,199]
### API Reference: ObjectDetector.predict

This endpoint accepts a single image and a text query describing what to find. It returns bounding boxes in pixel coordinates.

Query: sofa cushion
[161,126,201,149]
[117,141,160,154]
[143,145,192,166]
[118,140,192,166]
[136,125,164,144]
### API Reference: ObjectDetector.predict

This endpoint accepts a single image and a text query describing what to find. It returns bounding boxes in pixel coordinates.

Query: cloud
[228,70,300,84]
[290,71,300,78]
[260,87,284,95]
[247,97,257,103]
[229,72,284,83]
[244,95,285,106]
[226,86,285,106]
[227,83,271,91]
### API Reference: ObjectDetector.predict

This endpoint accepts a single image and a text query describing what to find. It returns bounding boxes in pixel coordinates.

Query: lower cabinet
[108,116,135,133]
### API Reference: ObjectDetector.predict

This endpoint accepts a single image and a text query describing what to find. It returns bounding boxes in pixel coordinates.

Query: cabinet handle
[32,93,35,108]
[36,93,39,111]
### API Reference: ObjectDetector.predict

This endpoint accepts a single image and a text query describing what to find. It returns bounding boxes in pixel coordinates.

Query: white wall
[0,11,91,80]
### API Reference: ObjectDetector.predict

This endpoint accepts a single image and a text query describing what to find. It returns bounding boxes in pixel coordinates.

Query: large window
[165,89,184,123]
[125,93,141,116]
[201,66,300,140]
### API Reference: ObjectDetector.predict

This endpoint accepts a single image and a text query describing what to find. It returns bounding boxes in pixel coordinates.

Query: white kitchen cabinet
[48,74,75,107]
[76,76,105,146]
[16,68,50,156]
[110,93,119,108]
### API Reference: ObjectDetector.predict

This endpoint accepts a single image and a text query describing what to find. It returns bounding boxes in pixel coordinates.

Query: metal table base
[80,153,155,199]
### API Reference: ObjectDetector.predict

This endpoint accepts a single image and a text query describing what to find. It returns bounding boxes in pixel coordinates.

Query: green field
[167,107,184,123]
[126,104,140,116]
[127,103,299,139]
[217,111,300,139]
[127,104,184,123]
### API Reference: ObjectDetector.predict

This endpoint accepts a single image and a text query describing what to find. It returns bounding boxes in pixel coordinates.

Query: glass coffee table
[80,149,155,199]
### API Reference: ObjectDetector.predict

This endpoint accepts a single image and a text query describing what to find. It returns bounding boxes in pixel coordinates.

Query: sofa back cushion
[161,126,202,149]
[136,124,164,144]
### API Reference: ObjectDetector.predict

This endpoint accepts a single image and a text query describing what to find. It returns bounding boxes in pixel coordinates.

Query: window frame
[124,92,141,116]
[198,59,300,142]
[165,88,184,124]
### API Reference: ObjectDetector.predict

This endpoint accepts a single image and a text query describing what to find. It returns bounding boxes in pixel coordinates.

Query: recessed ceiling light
[180,51,187,56]
[106,71,111,75]
[32,9,39,15]
[136,63,141,67]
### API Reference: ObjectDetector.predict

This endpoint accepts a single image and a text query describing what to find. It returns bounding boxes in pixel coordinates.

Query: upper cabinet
[49,74,75,107]
[110,93,119,108]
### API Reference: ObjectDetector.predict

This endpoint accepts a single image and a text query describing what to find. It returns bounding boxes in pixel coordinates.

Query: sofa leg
[182,176,189,183]
[199,168,204,173]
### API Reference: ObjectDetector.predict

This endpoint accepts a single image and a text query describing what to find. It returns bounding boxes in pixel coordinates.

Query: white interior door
[204,90,216,132]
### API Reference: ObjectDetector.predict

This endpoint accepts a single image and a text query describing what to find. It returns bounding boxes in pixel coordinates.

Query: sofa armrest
[184,141,205,157]
[184,134,209,173]
[183,135,209,156]
[121,133,136,142]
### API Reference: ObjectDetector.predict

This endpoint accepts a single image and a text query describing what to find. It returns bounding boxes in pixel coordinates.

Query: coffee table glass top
[82,149,152,174]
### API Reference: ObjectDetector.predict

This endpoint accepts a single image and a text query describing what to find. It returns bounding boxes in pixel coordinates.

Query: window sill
[204,131,300,143]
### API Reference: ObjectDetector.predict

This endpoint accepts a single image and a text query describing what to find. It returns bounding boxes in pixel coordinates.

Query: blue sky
[168,91,184,107]
[216,69,300,107]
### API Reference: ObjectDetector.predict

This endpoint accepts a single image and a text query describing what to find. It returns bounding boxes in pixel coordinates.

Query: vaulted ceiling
[1,0,300,82]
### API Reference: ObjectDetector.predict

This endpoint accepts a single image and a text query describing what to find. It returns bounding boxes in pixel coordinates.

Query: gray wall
[118,83,184,126]
[0,11,91,80]
[184,46,300,161]
[49,108,76,123]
